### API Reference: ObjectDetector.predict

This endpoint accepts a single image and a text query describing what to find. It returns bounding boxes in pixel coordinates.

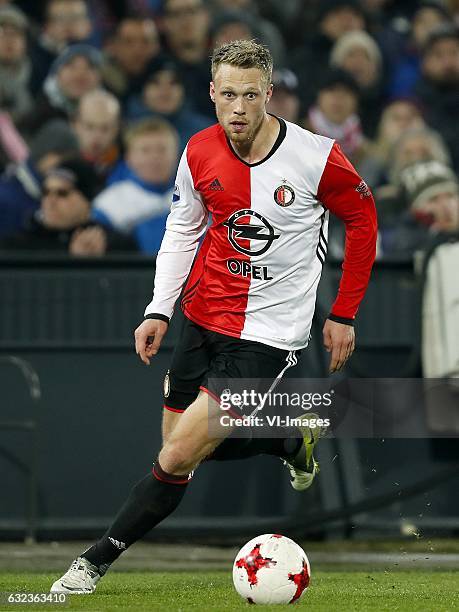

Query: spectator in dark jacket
[0,158,136,255]
[415,24,459,171]
[124,60,211,152]
[268,68,301,124]
[29,0,93,94]
[290,0,367,112]
[0,6,33,122]
[161,0,214,119]
[0,119,79,238]
[210,1,286,66]
[381,159,459,257]
[330,30,386,137]
[19,44,103,139]
[387,1,451,98]
[101,16,161,104]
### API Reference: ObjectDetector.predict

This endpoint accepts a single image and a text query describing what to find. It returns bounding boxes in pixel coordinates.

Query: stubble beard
[223,112,265,153]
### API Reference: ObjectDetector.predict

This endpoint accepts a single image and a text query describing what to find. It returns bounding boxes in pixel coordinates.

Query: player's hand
[70,226,107,257]
[323,319,355,374]
[134,319,168,365]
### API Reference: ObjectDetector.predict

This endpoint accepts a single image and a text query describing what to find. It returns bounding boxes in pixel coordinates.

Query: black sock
[209,425,302,462]
[82,463,189,574]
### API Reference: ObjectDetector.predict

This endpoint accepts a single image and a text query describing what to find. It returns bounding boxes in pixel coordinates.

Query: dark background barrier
[0,256,457,541]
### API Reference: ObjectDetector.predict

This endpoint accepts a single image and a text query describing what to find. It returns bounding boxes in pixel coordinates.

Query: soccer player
[51,40,377,593]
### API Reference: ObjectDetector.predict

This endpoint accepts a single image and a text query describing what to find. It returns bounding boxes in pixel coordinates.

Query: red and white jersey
[145,118,377,351]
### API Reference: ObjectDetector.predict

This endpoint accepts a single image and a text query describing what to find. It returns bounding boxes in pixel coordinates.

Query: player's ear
[210,81,216,103]
[266,83,273,104]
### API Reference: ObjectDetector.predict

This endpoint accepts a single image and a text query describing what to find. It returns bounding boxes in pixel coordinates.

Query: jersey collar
[225,115,287,168]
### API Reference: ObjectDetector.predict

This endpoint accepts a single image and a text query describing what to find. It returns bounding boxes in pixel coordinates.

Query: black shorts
[163,317,300,416]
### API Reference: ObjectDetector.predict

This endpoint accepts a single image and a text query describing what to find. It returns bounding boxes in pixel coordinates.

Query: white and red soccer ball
[232,533,310,605]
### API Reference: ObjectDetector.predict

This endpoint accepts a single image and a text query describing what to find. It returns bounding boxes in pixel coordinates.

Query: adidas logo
[109,537,126,550]
[208,178,224,191]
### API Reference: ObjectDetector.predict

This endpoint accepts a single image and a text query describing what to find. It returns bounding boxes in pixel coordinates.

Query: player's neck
[231,114,280,164]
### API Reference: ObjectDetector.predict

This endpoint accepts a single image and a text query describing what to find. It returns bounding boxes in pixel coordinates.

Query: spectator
[387,1,451,97]
[85,0,130,43]
[360,97,426,187]
[305,69,369,172]
[0,6,32,121]
[290,0,367,111]
[330,30,385,136]
[415,24,459,170]
[0,119,79,238]
[210,0,286,65]
[125,60,212,152]
[30,0,93,94]
[375,126,452,225]
[359,0,402,25]
[268,68,301,124]
[247,0,301,43]
[102,16,160,103]
[19,44,103,138]
[93,118,178,254]
[447,0,459,25]
[211,9,257,50]
[161,0,213,118]
[0,158,136,255]
[381,160,459,257]
[388,126,452,185]
[73,89,121,183]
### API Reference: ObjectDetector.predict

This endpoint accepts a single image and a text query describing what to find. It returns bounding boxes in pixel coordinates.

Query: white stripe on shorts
[249,350,299,417]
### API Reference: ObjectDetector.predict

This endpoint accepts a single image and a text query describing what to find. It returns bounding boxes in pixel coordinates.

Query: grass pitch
[0,570,458,612]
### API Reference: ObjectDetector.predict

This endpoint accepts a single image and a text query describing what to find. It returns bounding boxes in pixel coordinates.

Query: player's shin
[82,462,191,574]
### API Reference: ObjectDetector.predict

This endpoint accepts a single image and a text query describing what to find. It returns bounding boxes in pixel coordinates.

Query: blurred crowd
[0,0,458,259]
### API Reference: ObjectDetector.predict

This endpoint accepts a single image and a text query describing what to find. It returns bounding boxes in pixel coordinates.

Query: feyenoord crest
[274,182,295,207]
[164,370,171,398]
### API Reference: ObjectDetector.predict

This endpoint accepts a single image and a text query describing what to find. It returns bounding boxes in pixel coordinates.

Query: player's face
[211,64,272,146]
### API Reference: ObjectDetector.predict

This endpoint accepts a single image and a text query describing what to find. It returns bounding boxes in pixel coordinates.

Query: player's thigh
[206,338,300,416]
[159,391,231,473]
[161,409,182,443]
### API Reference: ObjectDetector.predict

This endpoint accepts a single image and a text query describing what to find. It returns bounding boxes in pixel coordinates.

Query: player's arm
[135,147,208,365]
[317,142,378,373]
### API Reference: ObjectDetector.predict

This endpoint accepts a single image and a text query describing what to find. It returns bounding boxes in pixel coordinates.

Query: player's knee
[159,442,196,475]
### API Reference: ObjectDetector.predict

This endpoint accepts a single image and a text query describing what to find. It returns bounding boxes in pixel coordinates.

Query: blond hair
[124,117,178,149]
[211,39,273,88]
